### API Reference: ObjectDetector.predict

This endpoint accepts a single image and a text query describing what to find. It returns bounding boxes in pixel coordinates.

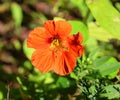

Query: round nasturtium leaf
[68,20,89,44]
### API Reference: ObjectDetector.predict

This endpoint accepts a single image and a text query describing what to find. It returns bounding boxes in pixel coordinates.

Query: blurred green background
[0,0,120,100]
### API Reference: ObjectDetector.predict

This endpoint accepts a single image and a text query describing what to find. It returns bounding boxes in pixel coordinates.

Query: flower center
[50,37,69,52]
[50,38,60,49]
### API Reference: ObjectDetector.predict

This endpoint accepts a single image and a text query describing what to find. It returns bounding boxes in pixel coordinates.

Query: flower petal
[68,32,84,57]
[55,20,72,39]
[32,49,55,72]
[27,27,51,49]
[68,32,83,45]
[54,51,66,75]
[44,20,57,36]
[44,20,72,38]
[54,49,76,75]
[78,46,84,56]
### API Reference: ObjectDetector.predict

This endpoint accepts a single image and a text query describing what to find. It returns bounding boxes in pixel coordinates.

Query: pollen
[50,38,60,49]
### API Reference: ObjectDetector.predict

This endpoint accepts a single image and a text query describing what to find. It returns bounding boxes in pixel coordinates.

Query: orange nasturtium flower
[27,20,84,75]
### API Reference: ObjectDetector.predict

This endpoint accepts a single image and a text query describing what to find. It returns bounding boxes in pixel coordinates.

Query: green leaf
[0,91,3,100]
[93,56,112,67]
[44,73,54,84]
[86,37,98,52]
[89,85,97,95]
[94,57,120,77]
[88,48,101,60]
[88,22,114,41]
[69,20,89,44]
[13,39,21,50]
[70,72,78,80]
[101,85,120,99]
[23,61,33,70]
[23,40,35,60]
[70,0,88,17]
[0,82,7,100]
[115,3,120,12]
[11,3,23,28]
[86,0,120,40]
[56,77,70,88]
[29,69,54,84]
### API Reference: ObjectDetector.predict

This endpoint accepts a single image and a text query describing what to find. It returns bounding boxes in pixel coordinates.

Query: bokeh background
[0,0,120,100]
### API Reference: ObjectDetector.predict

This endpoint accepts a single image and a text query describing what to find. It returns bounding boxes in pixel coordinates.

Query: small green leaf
[13,39,21,50]
[101,85,120,99]
[69,20,89,44]
[23,40,35,60]
[44,73,54,84]
[108,70,119,79]
[56,77,69,88]
[11,2,23,28]
[24,61,33,70]
[86,0,120,40]
[89,85,97,95]
[0,91,3,100]
[70,72,78,80]
[28,72,48,83]
[0,82,7,100]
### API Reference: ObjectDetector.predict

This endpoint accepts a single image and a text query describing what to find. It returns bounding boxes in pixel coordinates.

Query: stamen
[50,37,69,52]
[50,38,60,49]
[53,39,59,47]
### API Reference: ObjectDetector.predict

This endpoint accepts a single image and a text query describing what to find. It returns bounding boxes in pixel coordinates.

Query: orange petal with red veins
[32,49,55,72]
[54,51,66,75]
[64,50,77,73]
[55,20,72,39]
[75,32,83,44]
[69,45,84,57]
[68,32,84,57]
[78,46,84,56]
[54,50,76,75]
[68,32,83,45]
[44,20,57,36]
[27,27,50,49]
